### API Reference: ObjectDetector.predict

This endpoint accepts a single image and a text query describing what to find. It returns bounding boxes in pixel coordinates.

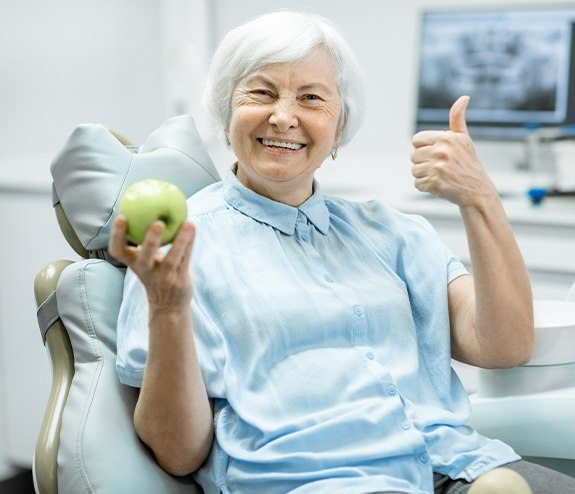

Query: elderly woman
[109,10,575,494]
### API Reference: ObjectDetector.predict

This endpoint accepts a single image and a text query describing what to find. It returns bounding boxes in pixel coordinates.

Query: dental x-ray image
[417,9,573,124]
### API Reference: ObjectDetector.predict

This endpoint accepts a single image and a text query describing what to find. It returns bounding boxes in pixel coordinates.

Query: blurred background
[1,0,575,489]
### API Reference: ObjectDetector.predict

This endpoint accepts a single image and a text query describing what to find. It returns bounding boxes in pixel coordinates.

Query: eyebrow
[244,75,334,94]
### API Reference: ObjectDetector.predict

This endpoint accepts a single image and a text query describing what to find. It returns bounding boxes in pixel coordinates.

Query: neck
[235,165,313,207]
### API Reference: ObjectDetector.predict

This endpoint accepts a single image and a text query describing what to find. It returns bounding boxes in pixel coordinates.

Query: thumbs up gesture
[411,96,498,208]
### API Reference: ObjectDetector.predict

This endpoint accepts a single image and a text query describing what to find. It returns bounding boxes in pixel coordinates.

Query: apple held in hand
[119,179,187,246]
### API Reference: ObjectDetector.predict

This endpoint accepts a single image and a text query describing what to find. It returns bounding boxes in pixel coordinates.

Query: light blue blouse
[116,167,520,494]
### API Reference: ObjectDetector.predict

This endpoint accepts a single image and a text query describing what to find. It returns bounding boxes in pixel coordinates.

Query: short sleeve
[443,243,470,284]
[398,210,469,286]
[190,290,228,399]
[115,260,228,397]
[116,268,149,387]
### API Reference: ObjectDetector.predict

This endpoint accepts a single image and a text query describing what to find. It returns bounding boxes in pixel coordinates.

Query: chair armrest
[33,260,74,494]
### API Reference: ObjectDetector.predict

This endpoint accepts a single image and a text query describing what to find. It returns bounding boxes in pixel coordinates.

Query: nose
[268,99,299,132]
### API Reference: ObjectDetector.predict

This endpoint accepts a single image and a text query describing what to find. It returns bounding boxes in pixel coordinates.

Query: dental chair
[33,115,219,494]
[469,292,575,479]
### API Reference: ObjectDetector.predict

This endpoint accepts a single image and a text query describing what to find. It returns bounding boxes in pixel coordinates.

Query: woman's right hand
[108,215,196,312]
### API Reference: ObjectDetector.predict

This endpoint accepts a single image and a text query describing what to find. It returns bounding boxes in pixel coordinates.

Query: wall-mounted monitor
[415,6,575,140]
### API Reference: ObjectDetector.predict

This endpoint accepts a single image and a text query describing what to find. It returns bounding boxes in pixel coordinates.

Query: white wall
[0,0,168,478]
[0,190,79,473]
[0,0,166,185]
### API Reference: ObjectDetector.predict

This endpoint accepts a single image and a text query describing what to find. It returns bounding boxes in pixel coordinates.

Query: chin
[253,158,300,175]
[256,167,298,183]
[238,152,313,183]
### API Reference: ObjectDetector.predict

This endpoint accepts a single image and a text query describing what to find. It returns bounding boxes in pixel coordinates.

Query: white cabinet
[403,197,575,301]
[0,186,77,467]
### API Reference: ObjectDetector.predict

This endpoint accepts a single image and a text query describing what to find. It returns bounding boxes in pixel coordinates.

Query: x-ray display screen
[416,8,575,139]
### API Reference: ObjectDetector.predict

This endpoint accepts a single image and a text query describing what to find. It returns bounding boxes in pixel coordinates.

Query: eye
[252,89,272,97]
[304,94,321,101]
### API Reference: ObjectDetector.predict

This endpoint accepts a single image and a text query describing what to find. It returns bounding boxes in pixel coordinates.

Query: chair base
[470,385,575,467]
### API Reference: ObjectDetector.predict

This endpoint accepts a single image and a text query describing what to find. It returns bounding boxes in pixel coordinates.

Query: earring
[331,146,338,161]
[225,131,231,146]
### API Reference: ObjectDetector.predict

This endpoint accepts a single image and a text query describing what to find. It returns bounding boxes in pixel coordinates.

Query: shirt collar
[222,165,330,236]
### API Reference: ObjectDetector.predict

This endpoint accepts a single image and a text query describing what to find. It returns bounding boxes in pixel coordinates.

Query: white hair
[203,10,365,148]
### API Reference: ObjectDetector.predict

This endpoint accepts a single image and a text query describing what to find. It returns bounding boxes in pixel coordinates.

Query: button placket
[295,215,310,243]
[386,384,398,396]
[351,303,367,344]
[294,218,335,287]
[418,452,430,464]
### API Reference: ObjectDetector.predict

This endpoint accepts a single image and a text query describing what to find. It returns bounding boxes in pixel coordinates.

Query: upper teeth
[261,138,304,150]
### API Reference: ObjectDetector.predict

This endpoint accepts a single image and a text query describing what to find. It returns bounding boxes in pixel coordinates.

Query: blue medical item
[527,188,548,206]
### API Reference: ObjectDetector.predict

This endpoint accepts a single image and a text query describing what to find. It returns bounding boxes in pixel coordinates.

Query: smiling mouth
[256,137,307,152]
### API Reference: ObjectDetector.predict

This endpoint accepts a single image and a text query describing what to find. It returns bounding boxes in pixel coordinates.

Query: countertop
[3,149,575,228]
[314,156,575,229]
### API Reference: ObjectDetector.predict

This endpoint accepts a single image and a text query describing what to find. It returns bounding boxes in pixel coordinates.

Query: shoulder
[185,181,227,219]
[184,181,238,254]
[325,195,435,237]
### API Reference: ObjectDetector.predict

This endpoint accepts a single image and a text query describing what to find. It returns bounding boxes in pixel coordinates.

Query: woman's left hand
[410,95,498,208]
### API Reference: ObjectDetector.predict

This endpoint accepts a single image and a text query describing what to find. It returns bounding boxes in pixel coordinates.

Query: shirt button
[386,384,398,396]
[300,233,309,242]
[324,274,333,282]
[418,452,430,464]
[353,306,363,317]
[366,352,375,360]
[401,420,411,430]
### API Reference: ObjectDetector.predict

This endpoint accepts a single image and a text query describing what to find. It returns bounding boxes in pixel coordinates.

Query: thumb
[449,95,470,134]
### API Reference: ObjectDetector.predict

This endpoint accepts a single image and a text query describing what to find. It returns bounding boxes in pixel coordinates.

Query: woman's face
[228,47,341,205]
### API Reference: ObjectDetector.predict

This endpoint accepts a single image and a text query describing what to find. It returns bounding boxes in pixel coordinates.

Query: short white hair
[203,10,365,148]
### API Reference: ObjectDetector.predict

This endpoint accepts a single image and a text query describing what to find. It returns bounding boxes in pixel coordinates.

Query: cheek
[233,133,256,160]
[229,113,251,148]
[309,120,339,150]
[310,105,341,145]
[230,106,264,137]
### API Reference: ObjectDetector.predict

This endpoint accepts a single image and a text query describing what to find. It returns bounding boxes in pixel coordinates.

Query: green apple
[118,179,187,246]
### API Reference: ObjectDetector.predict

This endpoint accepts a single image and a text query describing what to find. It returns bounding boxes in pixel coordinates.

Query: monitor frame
[414,4,575,141]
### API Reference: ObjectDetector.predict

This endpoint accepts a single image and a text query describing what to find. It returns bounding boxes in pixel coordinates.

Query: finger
[411,162,431,179]
[139,221,165,269]
[179,222,196,271]
[108,215,132,263]
[412,130,446,148]
[164,221,195,270]
[449,95,470,134]
[414,176,432,193]
[411,145,437,164]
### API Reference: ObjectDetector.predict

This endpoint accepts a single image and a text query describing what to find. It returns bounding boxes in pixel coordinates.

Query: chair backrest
[34,115,220,494]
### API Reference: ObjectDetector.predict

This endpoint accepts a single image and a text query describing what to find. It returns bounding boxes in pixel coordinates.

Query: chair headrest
[51,115,220,256]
